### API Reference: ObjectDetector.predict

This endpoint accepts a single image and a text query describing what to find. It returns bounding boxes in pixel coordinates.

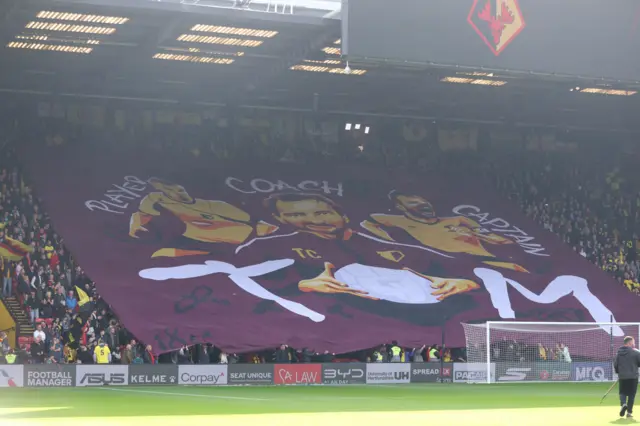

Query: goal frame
[483,321,640,384]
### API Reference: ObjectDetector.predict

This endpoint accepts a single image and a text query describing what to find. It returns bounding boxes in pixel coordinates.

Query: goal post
[461,322,640,384]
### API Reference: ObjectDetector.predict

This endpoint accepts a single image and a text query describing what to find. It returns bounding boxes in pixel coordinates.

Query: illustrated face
[274,199,346,236]
[396,195,435,219]
[152,181,193,203]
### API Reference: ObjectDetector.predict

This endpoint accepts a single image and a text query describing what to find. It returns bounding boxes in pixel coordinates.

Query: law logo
[468,0,526,56]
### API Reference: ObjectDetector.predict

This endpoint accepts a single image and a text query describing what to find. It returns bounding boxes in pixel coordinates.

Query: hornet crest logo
[468,0,525,56]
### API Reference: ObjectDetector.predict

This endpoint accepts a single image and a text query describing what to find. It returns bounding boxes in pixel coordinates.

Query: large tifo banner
[27,147,638,353]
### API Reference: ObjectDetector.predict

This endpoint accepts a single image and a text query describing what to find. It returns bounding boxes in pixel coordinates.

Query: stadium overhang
[54,0,341,24]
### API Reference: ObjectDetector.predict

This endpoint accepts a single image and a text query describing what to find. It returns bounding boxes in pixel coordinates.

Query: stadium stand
[1,112,639,365]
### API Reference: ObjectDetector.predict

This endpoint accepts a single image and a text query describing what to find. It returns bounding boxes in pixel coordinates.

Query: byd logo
[324,368,364,381]
[575,366,606,381]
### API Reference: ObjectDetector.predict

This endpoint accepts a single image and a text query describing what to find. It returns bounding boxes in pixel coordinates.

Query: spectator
[24,293,39,324]
[275,344,289,363]
[537,343,547,361]
[198,344,210,364]
[65,290,77,311]
[33,323,45,342]
[4,349,17,365]
[105,326,119,351]
[50,337,63,363]
[372,345,387,363]
[121,344,133,364]
[0,331,10,357]
[412,345,426,362]
[143,344,155,364]
[390,341,402,362]
[560,343,572,363]
[428,344,440,362]
[30,337,45,364]
[93,340,111,364]
[300,347,314,363]
[76,344,92,364]
[1,258,11,297]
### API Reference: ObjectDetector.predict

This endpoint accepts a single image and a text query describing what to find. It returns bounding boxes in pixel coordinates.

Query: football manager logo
[467,0,526,56]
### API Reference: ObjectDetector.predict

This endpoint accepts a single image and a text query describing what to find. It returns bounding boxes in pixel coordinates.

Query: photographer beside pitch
[614,336,640,418]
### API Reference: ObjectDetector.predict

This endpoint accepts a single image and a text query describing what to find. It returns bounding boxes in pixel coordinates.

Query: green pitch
[0,383,633,426]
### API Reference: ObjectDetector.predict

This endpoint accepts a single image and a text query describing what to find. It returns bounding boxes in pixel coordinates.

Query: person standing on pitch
[614,336,640,418]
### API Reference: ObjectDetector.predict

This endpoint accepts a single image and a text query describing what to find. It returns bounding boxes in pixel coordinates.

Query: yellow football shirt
[94,345,111,364]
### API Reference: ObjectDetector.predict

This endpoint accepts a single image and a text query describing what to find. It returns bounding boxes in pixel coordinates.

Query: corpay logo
[180,372,225,385]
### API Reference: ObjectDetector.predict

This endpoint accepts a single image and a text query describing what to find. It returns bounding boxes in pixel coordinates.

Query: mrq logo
[573,363,612,382]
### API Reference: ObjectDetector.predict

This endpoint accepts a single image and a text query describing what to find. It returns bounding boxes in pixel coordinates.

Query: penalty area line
[95,387,269,401]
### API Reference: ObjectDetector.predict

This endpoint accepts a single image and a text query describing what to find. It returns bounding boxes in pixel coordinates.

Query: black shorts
[620,378,638,396]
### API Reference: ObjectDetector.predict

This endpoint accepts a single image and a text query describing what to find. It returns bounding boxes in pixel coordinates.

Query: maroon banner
[26,147,638,353]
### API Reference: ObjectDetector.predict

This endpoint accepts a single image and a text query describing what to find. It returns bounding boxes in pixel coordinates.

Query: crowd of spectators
[2,112,640,365]
[490,152,640,297]
[489,339,572,363]
[0,146,153,364]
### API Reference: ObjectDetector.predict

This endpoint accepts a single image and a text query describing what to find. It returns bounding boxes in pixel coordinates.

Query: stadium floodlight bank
[462,322,640,384]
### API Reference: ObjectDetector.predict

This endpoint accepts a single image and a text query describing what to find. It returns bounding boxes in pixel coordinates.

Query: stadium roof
[0,0,639,133]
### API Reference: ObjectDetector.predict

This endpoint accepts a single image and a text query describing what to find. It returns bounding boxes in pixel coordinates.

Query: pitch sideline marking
[96,387,269,401]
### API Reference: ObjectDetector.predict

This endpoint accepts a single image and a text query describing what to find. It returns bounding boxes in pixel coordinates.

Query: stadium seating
[1,114,639,365]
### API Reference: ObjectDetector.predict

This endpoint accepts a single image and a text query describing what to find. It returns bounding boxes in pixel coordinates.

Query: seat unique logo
[468,0,525,56]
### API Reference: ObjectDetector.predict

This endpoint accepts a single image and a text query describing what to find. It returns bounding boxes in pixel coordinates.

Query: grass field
[0,383,635,425]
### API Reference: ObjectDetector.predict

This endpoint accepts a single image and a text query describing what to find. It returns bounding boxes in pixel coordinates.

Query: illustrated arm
[129,194,160,238]
[139,259,325,322]
[404,267,480,301]
[299,262,379,300]
[361,217,395,241]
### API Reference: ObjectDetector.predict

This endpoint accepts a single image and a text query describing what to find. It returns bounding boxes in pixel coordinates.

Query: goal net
[462,322,640,384]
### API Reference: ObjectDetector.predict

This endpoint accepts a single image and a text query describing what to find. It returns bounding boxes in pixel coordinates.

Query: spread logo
[468,0,525,56]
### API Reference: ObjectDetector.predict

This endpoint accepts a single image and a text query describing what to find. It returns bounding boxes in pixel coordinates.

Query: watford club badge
[467,0,525,56]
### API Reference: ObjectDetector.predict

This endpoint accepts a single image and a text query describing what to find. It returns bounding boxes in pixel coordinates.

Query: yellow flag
[75,286,90,307]
[0,236,33,261]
